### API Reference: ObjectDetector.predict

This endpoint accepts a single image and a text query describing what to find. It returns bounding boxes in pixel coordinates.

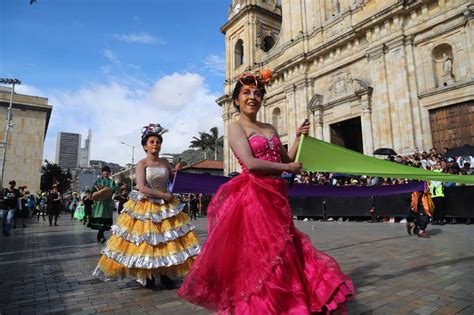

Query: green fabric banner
[295,135,474,184]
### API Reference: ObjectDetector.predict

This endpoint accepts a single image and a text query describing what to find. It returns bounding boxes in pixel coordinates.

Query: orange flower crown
[239,69,272,87]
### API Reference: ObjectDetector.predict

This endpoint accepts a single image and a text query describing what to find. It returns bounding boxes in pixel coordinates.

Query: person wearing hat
[1,180,20,236]
[92,123,199,289]
[88,166,116,243]
[69,191,80,220]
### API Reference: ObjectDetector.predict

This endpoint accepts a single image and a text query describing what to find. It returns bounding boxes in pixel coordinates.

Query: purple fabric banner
[171,172,424,197]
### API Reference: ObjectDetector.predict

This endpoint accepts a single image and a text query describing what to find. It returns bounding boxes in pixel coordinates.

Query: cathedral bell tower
[218,1,282,175]
[221,0,282,88]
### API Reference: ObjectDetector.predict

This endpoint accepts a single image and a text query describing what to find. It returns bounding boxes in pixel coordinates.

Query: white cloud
[22,73,224,166]
[112,32,164,45]
[204,53,226,76]
[103,49,119,64]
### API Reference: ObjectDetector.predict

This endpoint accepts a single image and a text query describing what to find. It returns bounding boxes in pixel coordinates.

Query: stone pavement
[1,214,473,314]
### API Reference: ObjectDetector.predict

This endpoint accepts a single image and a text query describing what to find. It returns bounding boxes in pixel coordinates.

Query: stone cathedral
[217,0,474,174]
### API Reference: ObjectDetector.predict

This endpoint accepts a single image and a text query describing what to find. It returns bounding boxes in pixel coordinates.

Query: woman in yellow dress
[93,123,200,289]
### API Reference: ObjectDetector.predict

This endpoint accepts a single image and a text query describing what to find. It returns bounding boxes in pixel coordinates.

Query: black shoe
[54,223,58,226]
[22,224,27,228]
[145,278,157,289]
[405,222,412,235]
[413,226,419,235]
[3,231,10,237]
[160,275,176,289]
[12,224,16,229]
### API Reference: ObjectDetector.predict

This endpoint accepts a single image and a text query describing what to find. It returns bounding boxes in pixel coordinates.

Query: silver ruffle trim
[101,244,201,269]
[111,223,196,246]
[92,266,179,285]
[121,203,185,223]
[128,190,165,205]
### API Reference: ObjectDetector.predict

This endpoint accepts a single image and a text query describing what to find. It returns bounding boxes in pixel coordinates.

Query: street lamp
[120,142,136,166]
[120,141,137,189]
[0,78,21,186]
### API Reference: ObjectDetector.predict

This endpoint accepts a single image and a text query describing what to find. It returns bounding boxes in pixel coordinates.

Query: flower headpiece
[239,69,272,87]
[141,123,168,139]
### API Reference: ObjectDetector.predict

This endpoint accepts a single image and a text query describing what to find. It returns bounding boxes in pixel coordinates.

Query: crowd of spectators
[292,147,473,186]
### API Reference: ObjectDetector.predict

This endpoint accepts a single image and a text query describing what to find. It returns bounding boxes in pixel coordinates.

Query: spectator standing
[113,188,128,214]
[1,180,20,236]
[27,194,36,218]
[37,193,47,221]
[189,194,198,220]
[47,185,61,226]
[430,174,445,225]
[82,190,94,225]
[13,185,28,229]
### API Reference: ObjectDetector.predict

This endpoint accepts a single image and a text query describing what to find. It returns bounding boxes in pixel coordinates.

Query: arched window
[235,39,244,68]
[262,36,275,52]
[272,107,282,131]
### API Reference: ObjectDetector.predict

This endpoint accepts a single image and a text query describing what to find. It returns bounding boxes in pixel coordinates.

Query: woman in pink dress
[178,71,355,314]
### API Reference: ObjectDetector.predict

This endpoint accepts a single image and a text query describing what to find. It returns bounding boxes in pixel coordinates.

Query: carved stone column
[367,45,393,150]
[307,94,324,140]
[284,83,297,140]
[359,93,374,156]
[464,3,474,79]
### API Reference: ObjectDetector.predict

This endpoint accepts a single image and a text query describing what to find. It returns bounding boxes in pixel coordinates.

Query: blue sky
[0,0,229,165]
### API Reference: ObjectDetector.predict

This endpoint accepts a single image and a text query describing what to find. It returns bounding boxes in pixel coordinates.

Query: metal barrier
[289,186,474,218]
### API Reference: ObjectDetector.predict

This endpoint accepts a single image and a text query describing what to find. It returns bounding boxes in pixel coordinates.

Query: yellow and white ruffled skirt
[92,191,200,284]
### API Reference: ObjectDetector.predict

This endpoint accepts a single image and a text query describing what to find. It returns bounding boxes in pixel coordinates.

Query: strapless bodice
[145,167,169,192]
[237,134,282,173]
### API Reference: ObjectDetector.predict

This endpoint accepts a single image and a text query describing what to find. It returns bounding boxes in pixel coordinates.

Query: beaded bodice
[145,167,169,192]
[237,134,282,173]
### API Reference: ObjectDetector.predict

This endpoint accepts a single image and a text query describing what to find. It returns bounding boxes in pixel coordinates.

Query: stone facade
[218,0,474,174]
[0,88,52,192]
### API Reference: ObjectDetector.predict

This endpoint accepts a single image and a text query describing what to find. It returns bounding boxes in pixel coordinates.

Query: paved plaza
[1,214,473,315]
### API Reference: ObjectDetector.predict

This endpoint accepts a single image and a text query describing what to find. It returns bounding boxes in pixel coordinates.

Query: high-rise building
[79,129,92,167]
[56,132,81,171]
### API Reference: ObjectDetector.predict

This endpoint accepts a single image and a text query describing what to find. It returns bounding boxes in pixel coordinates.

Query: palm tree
[208,127,224,160]
[190,132,212,159]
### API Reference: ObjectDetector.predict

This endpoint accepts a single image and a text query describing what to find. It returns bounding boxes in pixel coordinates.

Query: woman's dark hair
[141,133,163,151]
[232,79,266,112]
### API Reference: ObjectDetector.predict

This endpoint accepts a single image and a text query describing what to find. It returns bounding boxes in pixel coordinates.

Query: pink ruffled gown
[178,134,355,314]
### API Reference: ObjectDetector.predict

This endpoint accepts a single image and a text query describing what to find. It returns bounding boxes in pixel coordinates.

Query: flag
[295,135,474,184]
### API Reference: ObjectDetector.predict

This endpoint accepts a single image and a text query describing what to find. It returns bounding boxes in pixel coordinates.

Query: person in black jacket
[1,180,20,236]
[82,190,94,225]
[47,185,61,226]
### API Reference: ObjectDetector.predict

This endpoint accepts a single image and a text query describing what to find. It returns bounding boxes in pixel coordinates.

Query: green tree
[190,132,212,159]
[40,160,72,193]
[208,127,224,160]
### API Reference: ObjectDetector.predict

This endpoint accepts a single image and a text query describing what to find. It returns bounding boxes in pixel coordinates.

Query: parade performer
[88,166,116,243]
[178,71,354,314]
[406,184,434,238]
[92,124,200,289]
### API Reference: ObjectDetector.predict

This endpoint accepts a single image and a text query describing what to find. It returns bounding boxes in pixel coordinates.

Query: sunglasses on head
[239,73,259,87]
